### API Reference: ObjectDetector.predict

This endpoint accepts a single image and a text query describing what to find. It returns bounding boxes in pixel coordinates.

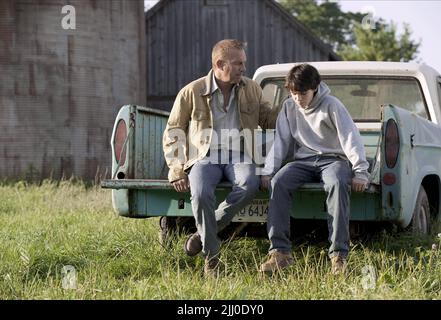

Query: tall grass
[1,180,441,299]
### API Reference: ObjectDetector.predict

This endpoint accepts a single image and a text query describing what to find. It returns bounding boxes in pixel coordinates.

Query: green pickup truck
[102,61,441,240]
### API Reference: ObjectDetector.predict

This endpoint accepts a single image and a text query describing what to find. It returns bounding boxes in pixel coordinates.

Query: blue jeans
[188,158,259,258]
[267,156,352,259]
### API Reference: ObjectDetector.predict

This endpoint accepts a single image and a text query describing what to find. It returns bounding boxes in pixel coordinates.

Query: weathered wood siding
[0,0,146,181]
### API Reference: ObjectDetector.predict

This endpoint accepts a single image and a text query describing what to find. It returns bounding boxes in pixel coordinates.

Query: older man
[163,39,275,276]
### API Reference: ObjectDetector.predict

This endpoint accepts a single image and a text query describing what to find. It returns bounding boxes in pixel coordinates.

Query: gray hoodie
[263,82,370,181]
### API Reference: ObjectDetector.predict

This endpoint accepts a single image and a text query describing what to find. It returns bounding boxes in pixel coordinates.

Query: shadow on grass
[154,218,441,280]
[25,254,88,281]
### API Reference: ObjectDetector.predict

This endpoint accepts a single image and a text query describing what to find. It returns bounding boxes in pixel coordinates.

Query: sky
[339,1,441,73]
[144,0,441,74]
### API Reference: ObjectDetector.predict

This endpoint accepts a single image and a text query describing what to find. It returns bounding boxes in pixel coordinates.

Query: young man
[259,64,369,275]
[163,39,275,276]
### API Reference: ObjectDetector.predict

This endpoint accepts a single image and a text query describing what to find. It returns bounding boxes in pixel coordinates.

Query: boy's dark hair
[285,64,321,92]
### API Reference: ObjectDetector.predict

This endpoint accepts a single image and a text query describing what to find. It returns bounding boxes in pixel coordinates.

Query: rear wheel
[158,216,195,246]
[159,216,176,245]
[410,186,431,235]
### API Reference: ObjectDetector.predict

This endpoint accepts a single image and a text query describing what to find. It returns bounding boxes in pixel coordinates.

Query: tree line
[280,0,420,61]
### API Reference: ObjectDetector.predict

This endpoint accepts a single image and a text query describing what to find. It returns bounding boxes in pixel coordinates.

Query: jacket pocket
[192,108,209,120]
[240,102,258,114]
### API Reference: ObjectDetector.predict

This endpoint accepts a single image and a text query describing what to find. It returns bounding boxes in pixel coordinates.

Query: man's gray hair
[211,39,246,67]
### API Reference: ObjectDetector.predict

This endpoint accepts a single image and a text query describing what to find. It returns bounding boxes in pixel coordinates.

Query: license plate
[232,199,268,223]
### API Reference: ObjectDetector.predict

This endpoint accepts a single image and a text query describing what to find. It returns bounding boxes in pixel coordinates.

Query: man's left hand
[352,177,368,192]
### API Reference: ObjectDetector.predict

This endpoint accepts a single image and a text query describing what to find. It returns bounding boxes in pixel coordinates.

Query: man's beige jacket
[163,70,277,183]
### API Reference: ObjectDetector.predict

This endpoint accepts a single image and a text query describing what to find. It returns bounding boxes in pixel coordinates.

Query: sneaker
[184,232,202,256]
[330,256,347,275]
[259,251,294,273]
[204,256,220,277]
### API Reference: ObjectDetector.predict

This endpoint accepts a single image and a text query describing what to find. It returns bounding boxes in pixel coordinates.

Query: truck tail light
[383,172,396,185]
[384,119,399,168]
[114,119,127,166]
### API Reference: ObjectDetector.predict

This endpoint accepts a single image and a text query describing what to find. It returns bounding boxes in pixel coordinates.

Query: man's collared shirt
[207,73,251,164]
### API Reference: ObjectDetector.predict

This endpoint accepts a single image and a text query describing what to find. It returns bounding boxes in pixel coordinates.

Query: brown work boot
[184,232,202,256]
[259,251,294,273]
[330,256,347,275]
[204,256,220,277]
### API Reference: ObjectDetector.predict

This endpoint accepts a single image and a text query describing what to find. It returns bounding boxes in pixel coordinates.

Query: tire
[410,186,431,235]
[159,216,177,246]
[158,216,196,246]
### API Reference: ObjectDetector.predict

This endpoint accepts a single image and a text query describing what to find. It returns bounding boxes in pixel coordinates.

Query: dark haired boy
[259,64,369,274]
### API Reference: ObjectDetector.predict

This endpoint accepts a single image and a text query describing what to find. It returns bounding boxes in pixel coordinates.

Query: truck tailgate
[102,179,380,221]
[102,179,379,193]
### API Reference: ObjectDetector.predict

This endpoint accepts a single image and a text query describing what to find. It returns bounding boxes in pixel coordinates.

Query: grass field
[1,180,441,300]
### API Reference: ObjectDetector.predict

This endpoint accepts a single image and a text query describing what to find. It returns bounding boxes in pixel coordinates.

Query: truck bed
[105,105,382,222]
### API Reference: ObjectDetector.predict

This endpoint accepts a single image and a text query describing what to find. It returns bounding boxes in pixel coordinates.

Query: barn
[0,0,146,181]
[145,0,339,111]
[0,0,339,181]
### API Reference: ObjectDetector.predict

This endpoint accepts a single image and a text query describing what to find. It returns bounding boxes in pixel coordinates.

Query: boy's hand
[172,177,190,192]
[261,175,272,190]
[352,177,367,192]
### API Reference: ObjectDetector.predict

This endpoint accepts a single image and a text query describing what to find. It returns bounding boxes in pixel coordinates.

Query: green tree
[279,0,420,62]
[339,21,420,61]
